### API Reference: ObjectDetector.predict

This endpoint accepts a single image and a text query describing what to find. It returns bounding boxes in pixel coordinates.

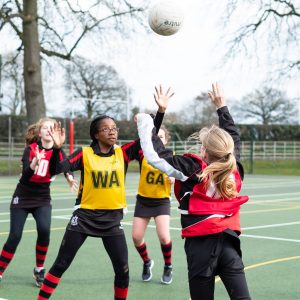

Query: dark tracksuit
[137,107,251,300]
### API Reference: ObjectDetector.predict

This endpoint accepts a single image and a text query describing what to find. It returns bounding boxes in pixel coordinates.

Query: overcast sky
[1,0,299,120]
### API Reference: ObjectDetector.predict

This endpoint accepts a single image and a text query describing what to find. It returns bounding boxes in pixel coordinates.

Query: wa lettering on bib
[81,146,126,209]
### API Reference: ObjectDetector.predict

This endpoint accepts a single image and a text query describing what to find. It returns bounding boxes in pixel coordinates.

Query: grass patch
[243,159,300,175]
[0,159,22,176]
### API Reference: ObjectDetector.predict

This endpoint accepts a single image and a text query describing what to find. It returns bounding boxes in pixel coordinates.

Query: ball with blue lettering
[148,0,184,36]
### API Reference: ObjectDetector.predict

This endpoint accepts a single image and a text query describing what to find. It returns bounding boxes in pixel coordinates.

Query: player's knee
[132,235,143,245]
[51,257,72,276]
[7,233,22,246]
[37,227,50,240]
[115,264,129,287]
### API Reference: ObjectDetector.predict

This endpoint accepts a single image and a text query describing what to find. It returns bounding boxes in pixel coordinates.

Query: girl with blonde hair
[136,83,251,300]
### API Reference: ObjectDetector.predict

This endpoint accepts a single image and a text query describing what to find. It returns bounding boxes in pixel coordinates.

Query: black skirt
[66,208,125,237]
[134,195,171,217]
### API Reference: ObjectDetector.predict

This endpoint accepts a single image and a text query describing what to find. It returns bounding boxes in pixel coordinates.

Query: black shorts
[134,196,171,218]
[184,232,243,280]
[66,208,125,237]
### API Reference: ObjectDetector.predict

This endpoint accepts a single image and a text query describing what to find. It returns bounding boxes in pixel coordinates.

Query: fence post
[249,128,257,174]
[8,116,12,175]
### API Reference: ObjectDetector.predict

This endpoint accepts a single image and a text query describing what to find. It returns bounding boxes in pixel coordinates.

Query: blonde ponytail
[197,125,238,199]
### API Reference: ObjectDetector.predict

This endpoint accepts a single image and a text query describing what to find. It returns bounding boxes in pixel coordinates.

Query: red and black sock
[161,241,172,266]
[114,285,128,300]
[36,242,49,268]
[135,242,150,264]
[37,272,61,300]
[0,246,15,276]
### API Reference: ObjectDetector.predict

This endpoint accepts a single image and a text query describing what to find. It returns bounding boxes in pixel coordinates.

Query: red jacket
[175,154,249,238]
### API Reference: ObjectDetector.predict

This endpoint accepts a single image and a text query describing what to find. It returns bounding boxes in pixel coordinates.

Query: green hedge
[0,115,299,142]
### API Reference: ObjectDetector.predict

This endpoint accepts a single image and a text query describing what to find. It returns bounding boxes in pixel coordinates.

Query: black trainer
[142,259,154,281]
[161,265,173,284]
[33,267,45,287]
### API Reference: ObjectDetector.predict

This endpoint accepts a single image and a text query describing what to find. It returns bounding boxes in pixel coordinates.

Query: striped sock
[0,246,15,277]
[36,243,49,268]
[135,242,150,263]
[37,272,61,299]
[114,285,128,300]
[161,241,172,266]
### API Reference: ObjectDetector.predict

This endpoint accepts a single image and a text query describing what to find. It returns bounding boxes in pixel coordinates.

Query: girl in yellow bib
[132,86,175,285]
[37,86,173,300]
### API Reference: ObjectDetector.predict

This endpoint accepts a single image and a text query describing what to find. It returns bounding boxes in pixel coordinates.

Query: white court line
[247,192,300,198]
[121,222,300,243]
[241,234,300,243]
[1,216,299,243]
[0,204,179,217]
[247,197,300,204]
[243,221,300,230]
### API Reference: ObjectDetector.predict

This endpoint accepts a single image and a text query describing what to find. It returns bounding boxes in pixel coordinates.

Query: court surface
[0,173,300,299]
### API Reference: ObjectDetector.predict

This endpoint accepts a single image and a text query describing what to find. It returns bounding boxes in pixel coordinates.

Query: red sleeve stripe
[122,148,129,163]
[59,151,63,160]
[121,140,137,163]
[69,152,83,163]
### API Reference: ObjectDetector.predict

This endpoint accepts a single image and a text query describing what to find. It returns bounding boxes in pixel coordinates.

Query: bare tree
[65,56,129,119]
[233,86,297,125]
[182,92,217,125]
[224,0,300,75]
[0,53,26,115]
[0,0,146,123]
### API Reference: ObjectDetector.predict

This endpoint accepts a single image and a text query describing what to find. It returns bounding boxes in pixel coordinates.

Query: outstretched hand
[30,145,45,171]
[208,82,226,109]
[66,173,79,194]
[49,122,65,148]
[154,85,175,113]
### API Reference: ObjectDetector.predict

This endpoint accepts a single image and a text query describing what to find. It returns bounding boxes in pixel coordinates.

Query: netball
[148,0,184,36]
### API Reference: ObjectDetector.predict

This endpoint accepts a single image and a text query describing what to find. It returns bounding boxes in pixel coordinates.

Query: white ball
[148,0,184,36]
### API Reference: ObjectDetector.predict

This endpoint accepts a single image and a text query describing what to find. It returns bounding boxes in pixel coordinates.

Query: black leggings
[188,234,251,300]
[189,270,250,300]
[50,230,129,288]
[4,206,51,252]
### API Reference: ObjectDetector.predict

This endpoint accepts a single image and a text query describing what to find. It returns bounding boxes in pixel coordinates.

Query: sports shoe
[142,259,154,281]
[161,265,173,284]
[33,267,46,287]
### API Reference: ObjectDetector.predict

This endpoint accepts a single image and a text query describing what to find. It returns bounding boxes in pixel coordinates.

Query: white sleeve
[137,113,188,181]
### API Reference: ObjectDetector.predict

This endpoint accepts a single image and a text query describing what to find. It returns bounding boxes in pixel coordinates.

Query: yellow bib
[138,158,171,199]
[81,146,126,209]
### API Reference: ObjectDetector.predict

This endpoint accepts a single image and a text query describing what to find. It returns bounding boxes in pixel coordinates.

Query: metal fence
[1,138,300,160]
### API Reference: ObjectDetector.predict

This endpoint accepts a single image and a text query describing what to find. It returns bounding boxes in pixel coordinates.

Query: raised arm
[153,85,174,133]
[208,82,241,162]
[137,113,193,181]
